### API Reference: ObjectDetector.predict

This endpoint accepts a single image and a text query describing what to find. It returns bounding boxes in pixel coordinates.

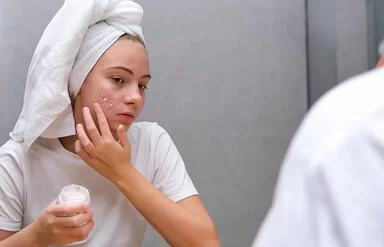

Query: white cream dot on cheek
[102,97,113,108]
[98,94,113,109]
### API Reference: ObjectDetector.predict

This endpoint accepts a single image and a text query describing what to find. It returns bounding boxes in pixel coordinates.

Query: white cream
[57,184,90,205]
[62,190,87,201]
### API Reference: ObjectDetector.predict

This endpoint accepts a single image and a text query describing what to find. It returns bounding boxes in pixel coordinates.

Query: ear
[375,56,384,69]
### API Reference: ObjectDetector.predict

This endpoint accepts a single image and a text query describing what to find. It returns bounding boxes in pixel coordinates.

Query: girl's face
[73,38,151,136]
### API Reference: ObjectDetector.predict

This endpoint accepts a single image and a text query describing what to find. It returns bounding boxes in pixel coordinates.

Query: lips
[116,112,135,122]
[119,112,135,117]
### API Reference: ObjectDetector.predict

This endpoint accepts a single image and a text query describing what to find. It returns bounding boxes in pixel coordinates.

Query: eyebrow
[108,66,152,79]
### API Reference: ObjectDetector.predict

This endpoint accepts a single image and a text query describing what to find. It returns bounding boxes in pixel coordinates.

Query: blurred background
[0,0,382,246]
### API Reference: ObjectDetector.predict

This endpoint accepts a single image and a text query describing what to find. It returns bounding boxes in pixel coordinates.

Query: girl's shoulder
[0,139,25,169]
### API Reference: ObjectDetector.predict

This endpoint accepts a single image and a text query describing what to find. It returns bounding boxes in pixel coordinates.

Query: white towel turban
[10,0,145,150]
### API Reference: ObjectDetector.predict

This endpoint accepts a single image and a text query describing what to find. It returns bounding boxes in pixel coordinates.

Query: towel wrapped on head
[10,0,145,150]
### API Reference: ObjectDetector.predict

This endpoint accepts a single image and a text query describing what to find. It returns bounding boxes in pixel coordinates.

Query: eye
[112,77,124,84]
[139,84,148,91]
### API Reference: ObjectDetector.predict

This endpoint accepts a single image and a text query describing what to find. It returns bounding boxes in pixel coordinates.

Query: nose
[123,83,142,105]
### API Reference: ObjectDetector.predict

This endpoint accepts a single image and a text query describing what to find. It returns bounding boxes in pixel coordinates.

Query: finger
[93,103,113,139]
[47,202,88,217]
[59,209,94,227]
[75,139,91,163]
[76,123,96,155]
[66,219,95,240]
[117,124,130,150]
[82,107,102,145]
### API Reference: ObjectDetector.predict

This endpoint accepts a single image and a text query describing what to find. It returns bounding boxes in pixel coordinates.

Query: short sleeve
[0,144,24,231]
[151,125,198,202]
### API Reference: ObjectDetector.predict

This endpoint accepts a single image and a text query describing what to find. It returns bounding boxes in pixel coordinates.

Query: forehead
[95,39,149,72]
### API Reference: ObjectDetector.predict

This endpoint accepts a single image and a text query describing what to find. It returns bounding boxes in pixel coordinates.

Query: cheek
[97,89,115,111]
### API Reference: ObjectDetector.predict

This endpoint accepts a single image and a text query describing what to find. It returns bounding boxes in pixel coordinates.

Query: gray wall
[368,0,384,67]
[138,1,307,246]
[0,1,307,246]
[308,0,371,105]
[335,0,369,83]
[0,1,60,142]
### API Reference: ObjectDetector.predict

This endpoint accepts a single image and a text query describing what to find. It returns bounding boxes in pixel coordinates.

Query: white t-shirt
[0,122,198,247]
[253,68,384,247]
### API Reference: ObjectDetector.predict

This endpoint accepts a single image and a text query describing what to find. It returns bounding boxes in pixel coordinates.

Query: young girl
[0,0,219,246]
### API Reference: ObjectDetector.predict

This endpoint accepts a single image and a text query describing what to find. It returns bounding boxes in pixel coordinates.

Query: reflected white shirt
[253,68,384,247]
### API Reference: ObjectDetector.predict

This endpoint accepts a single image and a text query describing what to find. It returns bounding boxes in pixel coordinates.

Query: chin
[111,123,131,133]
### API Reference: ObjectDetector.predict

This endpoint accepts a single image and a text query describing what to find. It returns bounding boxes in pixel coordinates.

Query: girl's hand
[32,201,94,246]
[75,103,133,184]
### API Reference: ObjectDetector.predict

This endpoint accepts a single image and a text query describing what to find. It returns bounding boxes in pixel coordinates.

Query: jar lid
[58,184,90,205]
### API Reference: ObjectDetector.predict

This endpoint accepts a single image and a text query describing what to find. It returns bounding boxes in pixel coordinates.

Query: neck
[59,135,77,153]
